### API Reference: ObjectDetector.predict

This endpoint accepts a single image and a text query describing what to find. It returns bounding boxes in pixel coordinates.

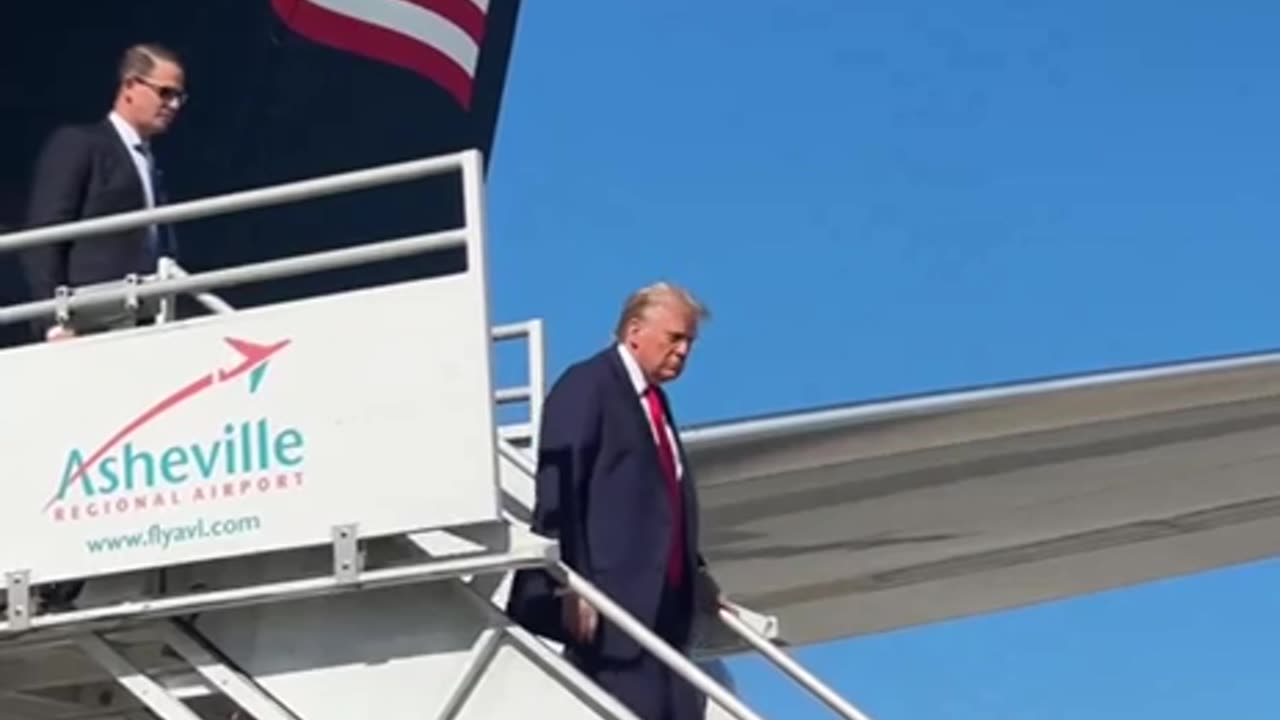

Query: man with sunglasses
[18,43,186,613]
[22,42,187,343]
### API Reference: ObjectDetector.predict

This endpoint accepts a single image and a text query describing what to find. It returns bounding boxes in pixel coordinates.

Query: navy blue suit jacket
[507,347,704,661]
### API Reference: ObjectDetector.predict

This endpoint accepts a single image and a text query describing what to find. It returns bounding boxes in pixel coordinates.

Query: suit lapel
[605,351,697,501]
[96,121,147,204]
[602,349,699,564]
[602,348,663,461]
[602,349,697,484]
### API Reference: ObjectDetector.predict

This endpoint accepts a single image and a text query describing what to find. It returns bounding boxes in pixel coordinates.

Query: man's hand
[696,567,730,614]
[560,591,598,644]
[45,325,75,342]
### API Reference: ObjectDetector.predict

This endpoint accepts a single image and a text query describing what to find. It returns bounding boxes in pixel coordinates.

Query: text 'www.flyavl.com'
[84,516,263,554]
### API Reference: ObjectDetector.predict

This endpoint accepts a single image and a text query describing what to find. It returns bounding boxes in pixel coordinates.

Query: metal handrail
[496,439,768,718]
[0,151,475,253]
[500,438,871,719]
[161,260,235,315]
[0,544,555,637]
[495,441,759,716]
[491,319,546,446]
[718,608,874,720]
[497,438,537,517]
[498,438,538,477]
[0,149,481,328]
[556,565,765,720]
[0,230,466,325]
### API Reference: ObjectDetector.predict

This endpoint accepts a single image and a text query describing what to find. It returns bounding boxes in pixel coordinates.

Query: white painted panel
[193,578,634,720]
[0,276,500,583]
[194,582,483,720]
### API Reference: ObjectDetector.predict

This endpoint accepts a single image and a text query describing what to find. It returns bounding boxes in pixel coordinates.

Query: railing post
[527,318,546,453]
[154,256,178,325]
[164,260,237,316]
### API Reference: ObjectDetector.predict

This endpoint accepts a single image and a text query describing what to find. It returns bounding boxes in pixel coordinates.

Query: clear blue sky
[485,1,1279,717]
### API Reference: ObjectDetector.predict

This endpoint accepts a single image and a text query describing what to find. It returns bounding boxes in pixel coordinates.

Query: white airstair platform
[0,151,866,720]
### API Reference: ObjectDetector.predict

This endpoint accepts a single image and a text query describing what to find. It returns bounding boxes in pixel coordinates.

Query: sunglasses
[132,76,188,106]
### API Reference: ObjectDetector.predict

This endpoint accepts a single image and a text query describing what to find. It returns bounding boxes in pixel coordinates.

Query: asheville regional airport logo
[46,337,307,522]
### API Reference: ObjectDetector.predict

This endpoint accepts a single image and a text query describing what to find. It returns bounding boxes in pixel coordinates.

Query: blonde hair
[613,282,709,340]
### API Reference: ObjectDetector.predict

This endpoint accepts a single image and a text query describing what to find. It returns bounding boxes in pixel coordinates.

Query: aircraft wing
[684,349,1280,648]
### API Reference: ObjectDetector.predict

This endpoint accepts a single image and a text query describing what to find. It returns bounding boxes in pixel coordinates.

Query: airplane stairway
[0,150,870,720]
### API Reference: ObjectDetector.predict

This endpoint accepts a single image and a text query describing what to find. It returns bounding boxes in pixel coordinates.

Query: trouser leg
[568,581,702,720]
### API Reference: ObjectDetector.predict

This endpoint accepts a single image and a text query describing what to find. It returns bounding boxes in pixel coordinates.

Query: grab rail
[158,257,234,315]
[499,426,869,719]
[491,319,547,449]
[0,231,465,326]
[718,607,874,720]
[556,564,765,720]
[0,152,472,253]
[0,150,481,327]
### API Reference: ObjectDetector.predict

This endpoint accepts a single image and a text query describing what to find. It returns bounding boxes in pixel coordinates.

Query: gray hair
[613,282,710,340]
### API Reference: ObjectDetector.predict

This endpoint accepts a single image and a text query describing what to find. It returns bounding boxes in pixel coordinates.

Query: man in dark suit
[507,282,727,720]
[20,43,185,612]
[23,42,186,341]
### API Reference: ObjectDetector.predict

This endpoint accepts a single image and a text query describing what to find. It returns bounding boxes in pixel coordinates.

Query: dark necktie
[136,143,176,260]
[644,385,685,587]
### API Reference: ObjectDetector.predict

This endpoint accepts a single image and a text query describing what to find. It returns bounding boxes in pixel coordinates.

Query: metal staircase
[0,150,869,720]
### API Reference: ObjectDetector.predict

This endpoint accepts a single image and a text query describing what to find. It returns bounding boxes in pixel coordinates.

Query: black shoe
[36,580,85,614]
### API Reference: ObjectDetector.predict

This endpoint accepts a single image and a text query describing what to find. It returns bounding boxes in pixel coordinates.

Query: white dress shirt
[616,343,684,480]
[106,112,156,209]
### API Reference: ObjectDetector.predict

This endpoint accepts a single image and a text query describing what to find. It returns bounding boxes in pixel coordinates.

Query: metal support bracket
[78,633,203,720]
[154,257,175,325]
[332,524,360,585]
[4,570,32,631]
[53,285,71,326]
[159,620,302,720]
[451,520,513,553]
[434,625,503,719]
[123,273,141,312]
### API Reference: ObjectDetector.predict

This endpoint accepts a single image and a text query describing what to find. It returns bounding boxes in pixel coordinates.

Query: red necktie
[644,386,685,587]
